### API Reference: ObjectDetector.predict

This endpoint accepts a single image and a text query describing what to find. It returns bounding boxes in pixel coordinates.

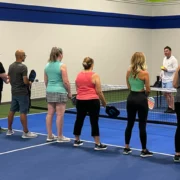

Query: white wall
[151,3,180,83]
[0,1,152,102]
[152,4,180,16]
[0,0,152,16]
[151,29,180,83]
[0,21,152,102]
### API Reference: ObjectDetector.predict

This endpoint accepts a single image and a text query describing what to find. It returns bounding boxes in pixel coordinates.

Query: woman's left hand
[67,93,72,99]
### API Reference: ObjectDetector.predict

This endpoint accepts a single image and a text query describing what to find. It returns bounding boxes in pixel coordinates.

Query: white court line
[0,129,174,157]
[0,107,76,121]
[0,141,56,156]
[0,112,47,121]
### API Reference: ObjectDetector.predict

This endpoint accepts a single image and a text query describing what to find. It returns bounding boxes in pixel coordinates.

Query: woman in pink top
[73,57,107,150]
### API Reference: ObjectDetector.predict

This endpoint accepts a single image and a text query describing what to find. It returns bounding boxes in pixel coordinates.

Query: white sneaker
[22,131,38,138]
[46,134,57,142]
[6,129,14,136]
[57,136,71,143]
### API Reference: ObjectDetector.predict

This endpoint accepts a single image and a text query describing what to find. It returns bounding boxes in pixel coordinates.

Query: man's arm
[22,65,31,85]
[0,73,7,78]
[0,62,5,74]
[166,58,178,73]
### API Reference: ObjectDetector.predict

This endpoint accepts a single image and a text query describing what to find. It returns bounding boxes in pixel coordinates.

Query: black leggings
[73,99,100,137]
[175,102,180,152]
[0,91,1,104]
[125,91,148,149]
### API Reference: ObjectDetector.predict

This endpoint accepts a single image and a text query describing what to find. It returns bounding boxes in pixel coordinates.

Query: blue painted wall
[1,2,179,29]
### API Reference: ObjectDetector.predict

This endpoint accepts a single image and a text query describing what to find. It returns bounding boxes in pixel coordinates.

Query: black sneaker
[94,143,107,150]
[140,149,153,157]
[164,107,175,114]
[173,155,180,162]
[74,140,83,147]
[169,109,176,114]
[123,148,132,155]
[164,107,169,113]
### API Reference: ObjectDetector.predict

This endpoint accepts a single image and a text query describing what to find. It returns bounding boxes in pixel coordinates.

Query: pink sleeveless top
[75,71,99,100]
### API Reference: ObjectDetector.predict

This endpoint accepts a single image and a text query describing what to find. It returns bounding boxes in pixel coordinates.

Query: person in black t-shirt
[0,62,9,132]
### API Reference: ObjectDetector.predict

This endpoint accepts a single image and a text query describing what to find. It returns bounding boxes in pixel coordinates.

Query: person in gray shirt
[173,66,180,162]
[7,50,37,138]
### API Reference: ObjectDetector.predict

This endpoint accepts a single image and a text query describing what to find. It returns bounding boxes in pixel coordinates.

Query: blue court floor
[0,112,180,180]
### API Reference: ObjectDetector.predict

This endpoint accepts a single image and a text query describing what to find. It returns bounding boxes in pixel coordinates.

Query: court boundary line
[0,112,47,121]
[0,141,56,156]
[0,129,173,157]
[0,108,76,121]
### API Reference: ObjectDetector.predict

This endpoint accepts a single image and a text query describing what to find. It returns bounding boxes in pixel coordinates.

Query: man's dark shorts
[10,95,29,114]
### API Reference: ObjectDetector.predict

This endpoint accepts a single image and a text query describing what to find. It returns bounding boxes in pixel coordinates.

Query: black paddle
[27,70,36,111]
[105,106,120,118]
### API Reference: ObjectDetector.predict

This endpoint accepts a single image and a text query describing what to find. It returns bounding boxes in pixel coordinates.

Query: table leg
[156,91,159,108]
[160,91,162,107]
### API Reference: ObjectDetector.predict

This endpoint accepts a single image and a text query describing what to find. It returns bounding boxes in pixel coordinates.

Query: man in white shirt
[160,46,178,113]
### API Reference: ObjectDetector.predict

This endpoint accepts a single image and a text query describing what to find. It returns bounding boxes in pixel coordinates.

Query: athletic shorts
[162,81,173,88]
[10,95,29,114]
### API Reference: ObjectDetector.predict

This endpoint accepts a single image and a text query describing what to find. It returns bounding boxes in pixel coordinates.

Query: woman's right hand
[67,93,72,99]
[102,101,107,108]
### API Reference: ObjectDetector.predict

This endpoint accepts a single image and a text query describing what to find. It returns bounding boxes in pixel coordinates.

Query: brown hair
[130,52,147,78]
[82,57,94,70]
[164,46,171,51]
[48,47,63,62]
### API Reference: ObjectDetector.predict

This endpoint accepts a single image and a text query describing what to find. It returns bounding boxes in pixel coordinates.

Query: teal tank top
[128,73,144,91]
[45,61,67,93]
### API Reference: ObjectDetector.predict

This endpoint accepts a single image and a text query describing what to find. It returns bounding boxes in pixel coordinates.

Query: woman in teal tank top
[128,72,144,92]
[123,52,153,157]
[44,47,72,143]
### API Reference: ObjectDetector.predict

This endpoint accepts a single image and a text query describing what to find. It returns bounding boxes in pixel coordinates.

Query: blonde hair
[130,52,147,78]
[82,57,94,70]
[48,47,63,62]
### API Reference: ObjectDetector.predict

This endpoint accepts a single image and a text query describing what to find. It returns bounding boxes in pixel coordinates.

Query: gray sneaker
[57,136,71,143]
[46,134,57,142]
[6,129,15,136]
[22,131,38,138]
